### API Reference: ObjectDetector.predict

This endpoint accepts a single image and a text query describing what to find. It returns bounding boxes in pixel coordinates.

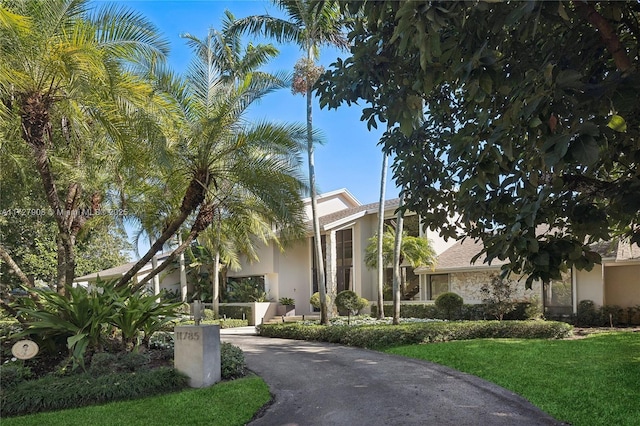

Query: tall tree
[121,24,307,292]
[318,1,640,286]
[391,193,404,325]
[0,0,169,294]
[231,0,347,325]
[375,152,388,319]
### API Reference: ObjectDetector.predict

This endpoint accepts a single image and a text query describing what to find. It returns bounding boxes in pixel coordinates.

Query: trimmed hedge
[371,302,543,321]
[257,320,573,349]
[1,367,188,417]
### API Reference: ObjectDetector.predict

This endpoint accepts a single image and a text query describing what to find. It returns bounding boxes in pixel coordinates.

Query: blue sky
[105,0,398,205]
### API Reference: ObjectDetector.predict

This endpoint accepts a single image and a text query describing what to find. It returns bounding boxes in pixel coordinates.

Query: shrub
[257,320,573,349]
[335,291,368,322]
[0,363,33,389]
[576,300,600,326]
[1,367,188,417]
[310,292,331,309]
[88,352,150,377]
[480,275,518,320]
[435,292,464,319]
[219,305,253,321]
[279,297,295,306]
[220,342,247,380]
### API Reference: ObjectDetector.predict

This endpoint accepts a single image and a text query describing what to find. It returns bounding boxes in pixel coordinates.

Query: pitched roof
[416,236,640,275]
[416,238,507,273]
[74,252,174,281]
[310,197,401,231]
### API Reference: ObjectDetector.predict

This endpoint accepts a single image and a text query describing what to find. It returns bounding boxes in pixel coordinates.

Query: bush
[480,275,518,320]
[0,363,33,389]
[335,291,368,318]
[257,320,573,349]
[309,292,331,309]
[219,305,253,320]
[1,367,188,417]
[435,292,464,319]
[88,352,151,377]
[220,342,247,380]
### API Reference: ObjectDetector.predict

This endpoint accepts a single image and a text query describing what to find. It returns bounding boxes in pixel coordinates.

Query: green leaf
[569,135,599,166]
[607,115,627,132]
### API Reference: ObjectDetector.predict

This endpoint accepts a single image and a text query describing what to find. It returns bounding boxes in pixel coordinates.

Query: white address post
[174,324,221,388]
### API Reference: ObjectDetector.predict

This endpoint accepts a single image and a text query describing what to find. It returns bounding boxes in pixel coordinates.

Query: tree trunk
[0,244,33,289]
[179,233,188,303]
[392,193,405,325]
[212,250,220,318]
[116,172,208,288]
[376,152,388,319]
[132,202,214,292]
[306,48,328,325]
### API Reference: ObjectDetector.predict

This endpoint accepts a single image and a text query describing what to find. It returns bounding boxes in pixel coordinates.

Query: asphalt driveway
[221,331,563,426]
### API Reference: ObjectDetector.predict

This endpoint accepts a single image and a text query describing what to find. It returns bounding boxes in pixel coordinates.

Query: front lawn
[386,332,640,426]
[2,375,270,426]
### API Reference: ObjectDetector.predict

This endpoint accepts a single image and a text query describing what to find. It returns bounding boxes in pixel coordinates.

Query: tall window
[428,274,449,300]
[336,229,353,293]
[543,271,573,315]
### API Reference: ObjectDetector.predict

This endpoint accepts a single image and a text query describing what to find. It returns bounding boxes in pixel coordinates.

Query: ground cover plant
[1,375,270,426]
[257,320,572,349]
[386,332,640,426]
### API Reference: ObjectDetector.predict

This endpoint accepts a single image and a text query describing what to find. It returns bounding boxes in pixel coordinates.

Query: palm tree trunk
[376,152,388,319]
[306,48,328,325]
[116,172,208,288]
[212,250,220,317]
[132,202,214,292]
[392,192,405,325]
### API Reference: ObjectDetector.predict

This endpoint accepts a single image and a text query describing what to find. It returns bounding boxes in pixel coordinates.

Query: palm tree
[365,214,437,323]
[0,0,170,294]
[121,25,307,292]
[230,0,347,325]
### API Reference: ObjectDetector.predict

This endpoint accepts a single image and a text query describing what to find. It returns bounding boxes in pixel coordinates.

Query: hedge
[1,367,188,417]
[257,320,573,349]
[371,302,540,321]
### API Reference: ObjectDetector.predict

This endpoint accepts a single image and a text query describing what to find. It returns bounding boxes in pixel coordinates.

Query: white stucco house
[76,187,639,321]
[226,188,455,315]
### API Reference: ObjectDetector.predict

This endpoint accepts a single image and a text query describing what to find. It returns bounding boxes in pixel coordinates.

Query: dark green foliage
[371,302,542,321]
[576,300,640,326]
[335,291,368,322]
[88,352,150,377]
[0,368,188,417]
[0,363,33,389]
[434,292,464,320]
[257,321,573,349]
[218,305,253,320]
[480,275,518,320]
[220,342,247,380]
[318,1,640,285]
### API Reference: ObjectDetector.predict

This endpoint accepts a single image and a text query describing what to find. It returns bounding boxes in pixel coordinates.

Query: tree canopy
[318,0,640,285]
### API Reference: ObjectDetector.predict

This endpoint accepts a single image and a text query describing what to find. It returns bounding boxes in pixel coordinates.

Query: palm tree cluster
[0,0,308,312]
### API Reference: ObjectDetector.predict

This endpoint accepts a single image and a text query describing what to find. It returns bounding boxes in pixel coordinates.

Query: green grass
[386,332,640,426]
[2,376,270,426]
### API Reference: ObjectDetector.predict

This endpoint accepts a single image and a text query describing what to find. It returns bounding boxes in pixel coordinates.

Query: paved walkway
[221,329,564,426]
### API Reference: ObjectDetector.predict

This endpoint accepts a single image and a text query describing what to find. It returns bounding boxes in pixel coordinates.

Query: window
[543,271,573,316]
[336,229,353,293]
[428,274,449,300]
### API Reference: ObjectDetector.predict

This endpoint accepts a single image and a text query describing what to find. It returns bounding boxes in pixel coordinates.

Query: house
[415,237,640,315]
[74,252,187,300]
[226,188,455,315]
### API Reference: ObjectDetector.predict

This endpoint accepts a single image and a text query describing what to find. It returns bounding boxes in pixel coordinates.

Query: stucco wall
[228,243,275,277]
[448,271,541,304]
[575,266,604,306]
[605,264,640,307]
[274,239,313,315]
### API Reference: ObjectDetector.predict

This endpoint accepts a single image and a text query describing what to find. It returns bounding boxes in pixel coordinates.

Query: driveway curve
[222,332,563,426]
